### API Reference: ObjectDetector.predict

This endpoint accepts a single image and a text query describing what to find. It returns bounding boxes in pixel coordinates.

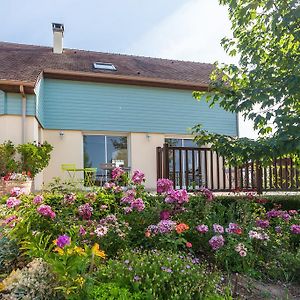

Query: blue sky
[1,0,255,138]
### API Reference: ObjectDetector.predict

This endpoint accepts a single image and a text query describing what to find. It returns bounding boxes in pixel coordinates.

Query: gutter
[20,85,26,143]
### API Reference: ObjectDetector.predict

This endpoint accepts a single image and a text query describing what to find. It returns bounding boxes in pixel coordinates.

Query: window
[83,135,128,174]
[165,138,198,147]
[93,62,117,71]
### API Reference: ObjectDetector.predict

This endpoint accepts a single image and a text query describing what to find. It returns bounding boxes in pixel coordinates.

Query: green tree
[193,0,300,165]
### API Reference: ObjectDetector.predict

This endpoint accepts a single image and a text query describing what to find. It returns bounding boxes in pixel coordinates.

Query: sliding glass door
[84,135,128,174]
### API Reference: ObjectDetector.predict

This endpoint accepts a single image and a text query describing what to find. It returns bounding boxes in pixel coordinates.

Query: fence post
[256,161,263,194]
[156,147,162,180]
[163,143,169,179]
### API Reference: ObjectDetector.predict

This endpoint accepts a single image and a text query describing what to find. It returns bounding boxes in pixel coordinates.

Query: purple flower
[132,170,145,185]
[133,275,141,282]
[282,213,291,222]
[256,219,270,228]
[37,204,56,219]
[124,207,133,214]
[157,178,173,193]
[121,190,136,204]
[196,224,209,233]
[248,230,269,241]
[225,223,242,234]
[165,189,189,205]
[157,220,176,234]
[33,195,43,205]
[213,224,224,234]
[63,193,76,204]
[99,214,117,225]
[266,209,282,218]
[146,224,159,235]
[290,224,300,234]
[275,226,282,233]
[56,235,71,248]
[78,203,93,220]
[111,167,125,180]
[160,210,171,220]
[289,210,298,216]
[209,235,225,250]
[6,197,21,209]
[131,198,145,212]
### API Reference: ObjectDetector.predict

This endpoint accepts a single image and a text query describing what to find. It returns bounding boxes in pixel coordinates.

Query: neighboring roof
[0,41,213,94]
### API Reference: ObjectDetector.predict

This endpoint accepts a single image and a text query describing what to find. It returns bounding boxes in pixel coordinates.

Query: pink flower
[111,167,125,180]
[186,242,192,248]
[37,204,56,219]
[94,225,108,237]
[160,210,171,220]
[124,207,133,214]
[196,224,209,233]
[131,170,145,185]
[225,223,242,234]
[3,215,18,227]
[6,197,21,209]
[200,188,214,201]
[255,219,270,228]
[10,187,25,197]
[131,198,145,212]
[63,193,76,204]
[289,210,298,216]
[209,235,225,250]
[121,189,136,204]
[239,250,247,257]
[290,224,300,234]
[165,189,189,205]
[79,225,86,236]
[78,203,93,220]
[157,178,173,193]
[33,195,43,205]
[213,224,224,234]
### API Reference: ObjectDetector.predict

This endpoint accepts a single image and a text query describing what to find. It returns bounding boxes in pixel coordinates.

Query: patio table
[64,167,97,186]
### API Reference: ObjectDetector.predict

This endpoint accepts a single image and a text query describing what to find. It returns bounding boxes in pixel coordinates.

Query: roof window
[93,62,117,71]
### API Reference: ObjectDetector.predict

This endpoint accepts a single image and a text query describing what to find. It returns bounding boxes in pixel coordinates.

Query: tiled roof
[0,41,213,91]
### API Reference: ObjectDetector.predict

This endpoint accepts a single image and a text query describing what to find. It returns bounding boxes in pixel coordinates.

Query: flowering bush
[0,171,299,299]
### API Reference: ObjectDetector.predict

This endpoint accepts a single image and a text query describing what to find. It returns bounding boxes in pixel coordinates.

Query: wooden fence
[156,143,300,193]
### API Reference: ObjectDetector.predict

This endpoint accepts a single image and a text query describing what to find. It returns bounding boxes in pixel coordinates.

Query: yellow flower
[0,282,5,292]
[75,276,85,287]
[74,246,86,256]
[53,239,57,245]
[91,243,106,259]
[53,247,64,255]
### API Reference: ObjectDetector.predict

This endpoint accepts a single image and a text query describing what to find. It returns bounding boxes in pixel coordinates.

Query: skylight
[93,62,117,71]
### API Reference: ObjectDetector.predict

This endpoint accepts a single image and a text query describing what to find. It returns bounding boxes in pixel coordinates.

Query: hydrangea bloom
[209,235,225,250]
[111,167,125,180]
[63,193,76,204]
[131,198,145,212]
[94,225,108,237]
[56,235,71,248]
[160,210,171,220]
[6,197,21,209]
[78,203,93,220]
[157,220,177,234]
[213,224,224,234]
[33,195,43,205]
[196,224,209,233]
[248,229,269,241]
[37,204,56,219]
[165,189,189,205]
[157,178,173,193]
[121,189,136,204]
[131,170,145,184]
[290,224,300,234]
[255,219,270,228]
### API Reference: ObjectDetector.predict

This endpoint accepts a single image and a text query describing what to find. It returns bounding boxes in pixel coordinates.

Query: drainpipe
[20,85,26,143]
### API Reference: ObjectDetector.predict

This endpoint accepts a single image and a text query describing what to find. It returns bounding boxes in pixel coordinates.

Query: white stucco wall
[42,130,84,185]
[130,132,164,190]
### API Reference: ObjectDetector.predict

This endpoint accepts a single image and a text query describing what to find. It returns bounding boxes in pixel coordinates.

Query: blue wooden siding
[43,79,238,135]
[0,90,4,114]
[0,92,35,116]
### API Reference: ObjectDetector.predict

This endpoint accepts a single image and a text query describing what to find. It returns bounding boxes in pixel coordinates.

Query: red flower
[186,242,192,248]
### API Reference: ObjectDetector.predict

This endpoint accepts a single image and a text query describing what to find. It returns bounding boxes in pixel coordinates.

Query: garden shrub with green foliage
[0,168,299,299]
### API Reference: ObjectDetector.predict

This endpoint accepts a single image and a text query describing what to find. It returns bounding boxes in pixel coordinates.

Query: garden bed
[0,170,299,299]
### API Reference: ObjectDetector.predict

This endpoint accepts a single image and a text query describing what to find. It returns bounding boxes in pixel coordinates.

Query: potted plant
[0,141,53,195]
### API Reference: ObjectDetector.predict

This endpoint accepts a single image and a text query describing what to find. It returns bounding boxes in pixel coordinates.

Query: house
[0,24,238,190]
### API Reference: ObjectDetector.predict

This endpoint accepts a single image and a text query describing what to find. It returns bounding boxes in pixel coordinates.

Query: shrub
[0,237,19,276]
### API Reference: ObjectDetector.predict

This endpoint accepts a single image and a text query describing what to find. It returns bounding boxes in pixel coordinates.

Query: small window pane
[106,136,128,167]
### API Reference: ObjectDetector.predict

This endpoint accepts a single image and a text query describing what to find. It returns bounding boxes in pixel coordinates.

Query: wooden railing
[156,143,300,193]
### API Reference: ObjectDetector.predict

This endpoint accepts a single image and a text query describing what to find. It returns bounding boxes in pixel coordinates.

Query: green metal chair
[84,168,97,187]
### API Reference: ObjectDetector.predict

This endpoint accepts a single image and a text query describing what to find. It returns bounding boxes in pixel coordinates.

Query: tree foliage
[193,0,300,165]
